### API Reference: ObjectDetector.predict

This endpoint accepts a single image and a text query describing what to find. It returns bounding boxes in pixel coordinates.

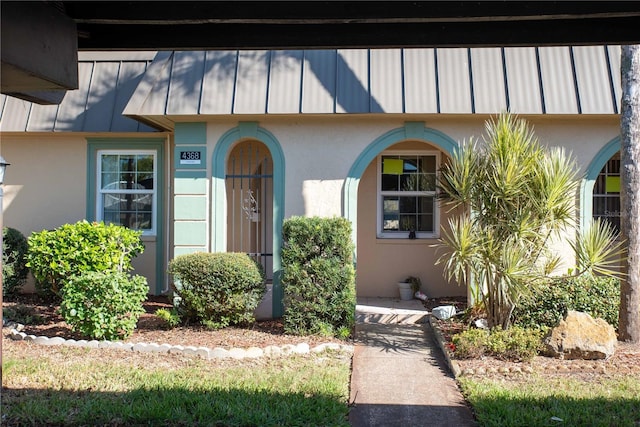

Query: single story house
[0,46,624,318]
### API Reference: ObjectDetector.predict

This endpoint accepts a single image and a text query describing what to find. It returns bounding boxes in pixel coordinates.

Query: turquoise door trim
[343,122,458,254]
[212,122,286,318]
[86,138,166,295]
[580,136,621,231]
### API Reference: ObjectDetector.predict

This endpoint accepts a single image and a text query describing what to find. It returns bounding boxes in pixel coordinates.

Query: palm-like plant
[437,113,624,329]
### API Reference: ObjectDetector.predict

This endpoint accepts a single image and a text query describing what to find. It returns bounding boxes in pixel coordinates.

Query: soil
[3,294,640,378]
[2,294,347,350]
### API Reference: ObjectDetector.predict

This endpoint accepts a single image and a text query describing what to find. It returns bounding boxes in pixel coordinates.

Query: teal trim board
[175,122,207,145]
[212,122,286,318]
[580,136,620,231]
[343,122,457,255]
[86,138,166,295]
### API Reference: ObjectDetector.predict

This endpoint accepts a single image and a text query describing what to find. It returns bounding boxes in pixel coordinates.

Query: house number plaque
[179,151,201,165]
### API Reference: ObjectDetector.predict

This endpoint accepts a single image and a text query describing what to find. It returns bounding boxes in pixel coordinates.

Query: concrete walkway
[349,298,477,426]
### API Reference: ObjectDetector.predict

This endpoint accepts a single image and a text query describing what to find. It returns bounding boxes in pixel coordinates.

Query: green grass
[459,375,640,427]
[2,347,352,426]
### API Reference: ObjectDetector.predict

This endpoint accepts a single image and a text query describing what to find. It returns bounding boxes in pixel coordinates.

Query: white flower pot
[397,282,414,300]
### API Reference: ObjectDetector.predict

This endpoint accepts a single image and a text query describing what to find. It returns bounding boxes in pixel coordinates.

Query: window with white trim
[593,151,620,233]
[97,150,157,235]
[378,152,439,238]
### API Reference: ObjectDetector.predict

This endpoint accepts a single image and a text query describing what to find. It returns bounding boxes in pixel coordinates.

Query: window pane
[402,157,418,173]
[137,155,154,172]
[399,215,416,231]
[383,197,399,230]
[101,155,118,173]
[381,173,398,191]
[399,196,417,213]
[136,172,154,189]
[419,196,434,214]
[418,214,434,232]
[400,174,417,191]
[119,155,136,172]
[420,156,436,173]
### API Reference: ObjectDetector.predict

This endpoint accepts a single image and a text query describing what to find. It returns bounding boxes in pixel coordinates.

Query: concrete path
[349,298,476,427]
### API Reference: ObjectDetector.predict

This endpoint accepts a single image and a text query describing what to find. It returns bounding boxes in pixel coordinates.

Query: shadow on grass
[468,394,640,426]
[2,386,350,426]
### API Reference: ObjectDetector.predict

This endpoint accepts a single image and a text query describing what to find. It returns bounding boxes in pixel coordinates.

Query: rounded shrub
[26,220,144,299]
[513,275,620,330]
[168,252,266,329]
[59,271,148,340]
[2,227,29,297]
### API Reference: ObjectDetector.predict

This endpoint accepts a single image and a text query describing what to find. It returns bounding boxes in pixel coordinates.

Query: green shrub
[2,227,29,297]
[513,275,620,330]
[453,327,542,362]
[282,216,356,338]
[168,252,266,329]
[59,271,148,340]
[26,221,144,299]
[155,308,181,329]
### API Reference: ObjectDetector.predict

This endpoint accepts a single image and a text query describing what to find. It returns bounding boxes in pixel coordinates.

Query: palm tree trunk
[619,45,640,343]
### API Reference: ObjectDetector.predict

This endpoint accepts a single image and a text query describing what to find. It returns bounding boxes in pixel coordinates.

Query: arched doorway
[226,140,274,281]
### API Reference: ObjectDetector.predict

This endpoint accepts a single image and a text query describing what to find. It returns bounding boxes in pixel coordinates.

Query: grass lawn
[2,343,352,426]
[458,375,640,427]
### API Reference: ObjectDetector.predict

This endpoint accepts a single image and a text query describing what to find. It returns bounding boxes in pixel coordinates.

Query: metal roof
[1,46,621,133]
[124,46,621,126]
[0,52,159,132]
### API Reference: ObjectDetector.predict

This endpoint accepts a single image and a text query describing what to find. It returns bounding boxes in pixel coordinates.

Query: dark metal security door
[226,141,273,281]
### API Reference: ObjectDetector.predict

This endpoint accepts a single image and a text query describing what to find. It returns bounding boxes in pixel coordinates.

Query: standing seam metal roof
[124,46,621,120]
[0,52,158,132]
[1,46,622,133]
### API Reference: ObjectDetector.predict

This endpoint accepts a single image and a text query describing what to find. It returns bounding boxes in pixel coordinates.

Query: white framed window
[377,151,439,238]
[593,151,620,233]
[96,150,157,235]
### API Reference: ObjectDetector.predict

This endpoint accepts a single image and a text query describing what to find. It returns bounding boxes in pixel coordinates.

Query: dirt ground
[3,294,640,378]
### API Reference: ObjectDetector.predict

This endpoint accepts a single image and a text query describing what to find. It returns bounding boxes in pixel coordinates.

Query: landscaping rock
[432,305,457,320]
[543,310,617,360]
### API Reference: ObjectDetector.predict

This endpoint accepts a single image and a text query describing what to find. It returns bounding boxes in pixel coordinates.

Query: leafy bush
[59,271,148,340]
[513,275,620,330]
[453,327,542,362]
[26,221,144,299]
[168,252,266,329]
[155,308,181,329]
[2,227,29,297]
[282,216,355,339]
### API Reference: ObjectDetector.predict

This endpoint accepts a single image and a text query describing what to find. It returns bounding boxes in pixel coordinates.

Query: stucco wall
[203,115,620,298]
[1,134,160,293]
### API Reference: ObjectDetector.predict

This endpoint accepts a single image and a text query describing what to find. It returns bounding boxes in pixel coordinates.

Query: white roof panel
[573,46,615,114]
[471,48,507,114]
[504,47,543,114]
[437,48,472,113]
[403,49,438,113]
[336,49,370,114]
[538,46,578,114]
[370,49,403,113]
[301,50,337,113]
[267,50,303,114]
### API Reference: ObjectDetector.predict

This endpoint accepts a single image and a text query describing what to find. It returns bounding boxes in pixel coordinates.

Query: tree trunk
[619,45,640,343]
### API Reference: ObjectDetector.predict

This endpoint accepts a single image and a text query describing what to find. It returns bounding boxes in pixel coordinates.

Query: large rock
[543,310,617,360]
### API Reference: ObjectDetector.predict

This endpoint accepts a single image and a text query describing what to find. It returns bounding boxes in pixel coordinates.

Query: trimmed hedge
[453,326,543,362]
[282,216,355,339]
[26,220,144,299]
[168,252,266,329]
[2,227,29,297]
[512,275,620,330]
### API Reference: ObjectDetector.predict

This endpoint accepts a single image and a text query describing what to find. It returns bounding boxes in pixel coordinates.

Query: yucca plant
[437,113,625,329]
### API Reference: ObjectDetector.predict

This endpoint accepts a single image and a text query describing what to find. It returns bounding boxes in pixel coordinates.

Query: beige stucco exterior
[198,114,621,299]
[1,133,162,293]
